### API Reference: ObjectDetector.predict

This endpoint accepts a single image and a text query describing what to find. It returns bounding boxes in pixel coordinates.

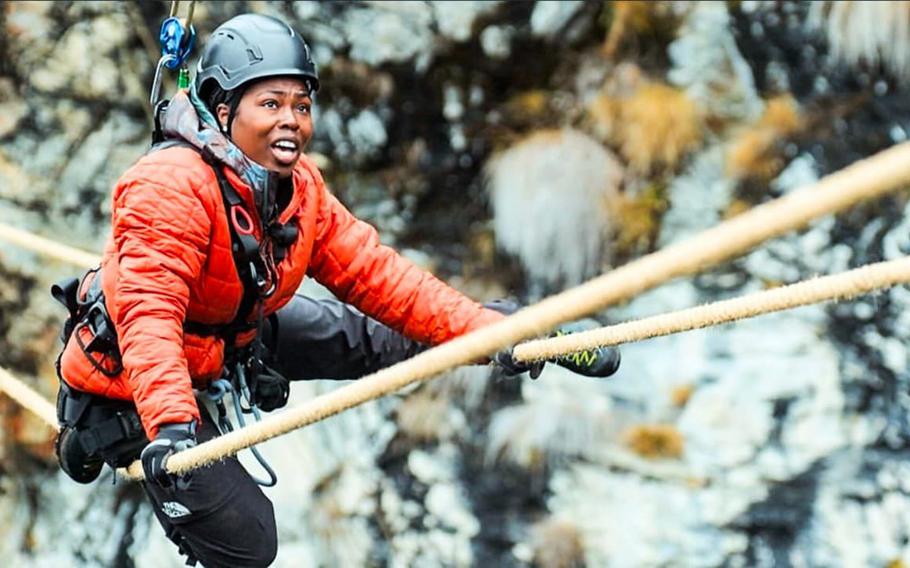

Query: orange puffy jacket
[59,147,502,438]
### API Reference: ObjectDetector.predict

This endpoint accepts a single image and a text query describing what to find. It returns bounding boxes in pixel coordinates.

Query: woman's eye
[297,104,310,114]
[263,100,278,109]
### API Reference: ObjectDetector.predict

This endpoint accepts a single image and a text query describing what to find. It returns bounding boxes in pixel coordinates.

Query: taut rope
[513,256,910,361]
[0,223,100,267]
[0,366,59,430]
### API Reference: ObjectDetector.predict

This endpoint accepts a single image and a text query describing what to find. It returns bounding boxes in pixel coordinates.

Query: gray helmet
[195,13,319,99]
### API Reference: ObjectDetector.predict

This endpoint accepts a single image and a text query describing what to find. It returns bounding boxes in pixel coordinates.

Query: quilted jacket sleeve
[307,187,504,346]
[110,158,210,438]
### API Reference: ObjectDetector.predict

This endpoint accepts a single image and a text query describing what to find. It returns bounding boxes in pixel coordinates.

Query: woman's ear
[215,103,230,133]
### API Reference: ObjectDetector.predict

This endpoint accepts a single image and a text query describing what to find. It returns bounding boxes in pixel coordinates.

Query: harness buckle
[83,301,118,353]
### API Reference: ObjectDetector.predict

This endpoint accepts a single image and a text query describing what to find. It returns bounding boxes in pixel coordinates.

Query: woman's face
[217,77,313,178]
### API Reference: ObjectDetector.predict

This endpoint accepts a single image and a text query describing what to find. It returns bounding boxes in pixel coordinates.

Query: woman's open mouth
[270,139,300,166]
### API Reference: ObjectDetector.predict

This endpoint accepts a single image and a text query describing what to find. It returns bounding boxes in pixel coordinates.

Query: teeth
[274,141,297,151]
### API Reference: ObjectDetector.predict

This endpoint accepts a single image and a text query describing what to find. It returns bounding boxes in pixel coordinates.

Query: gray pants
[267,293,425,381]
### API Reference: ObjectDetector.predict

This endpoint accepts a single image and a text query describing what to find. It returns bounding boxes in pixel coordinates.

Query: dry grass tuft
[609,181,668,258]
[486,378,612,472]
[726,95,803,181]
[501,89,555,132]
[624,423,684,459]
[485,128,624,290]
[762,95,802,133]
[808,1,910,82]
[602,1,658,58]
[529,517,586,568]
[589,81,704,175]
[670,384,695,408]
[601,1,686,59]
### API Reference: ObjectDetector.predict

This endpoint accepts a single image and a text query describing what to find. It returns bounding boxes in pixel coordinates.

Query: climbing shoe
[552,319,621,378]
[56,426,103,484]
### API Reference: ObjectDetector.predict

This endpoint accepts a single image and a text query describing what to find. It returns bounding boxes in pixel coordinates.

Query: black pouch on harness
[55,379,149,483]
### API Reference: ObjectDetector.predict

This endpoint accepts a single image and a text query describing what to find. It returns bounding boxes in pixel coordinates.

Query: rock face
[2,1,910,566]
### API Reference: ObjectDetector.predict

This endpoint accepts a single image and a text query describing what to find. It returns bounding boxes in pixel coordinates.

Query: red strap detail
[231,205,254,235]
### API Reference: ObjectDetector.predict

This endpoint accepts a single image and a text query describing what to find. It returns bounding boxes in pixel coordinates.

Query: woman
[54,13,618,567]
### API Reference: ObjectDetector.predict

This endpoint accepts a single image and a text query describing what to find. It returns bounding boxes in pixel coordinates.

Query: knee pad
[55,426,103,484]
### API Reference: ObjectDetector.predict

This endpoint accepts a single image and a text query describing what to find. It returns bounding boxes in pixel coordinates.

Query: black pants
[141,408,278,568]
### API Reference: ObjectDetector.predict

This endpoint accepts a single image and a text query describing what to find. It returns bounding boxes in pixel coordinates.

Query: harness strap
[148,139,264,343]
[145,139,292,439]
[79,410,144,455]
[57,380,91,427]
[203,376,278,486]
[210,162,264,346]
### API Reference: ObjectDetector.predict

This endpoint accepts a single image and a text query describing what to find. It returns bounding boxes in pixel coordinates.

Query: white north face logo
[162,501,191,519]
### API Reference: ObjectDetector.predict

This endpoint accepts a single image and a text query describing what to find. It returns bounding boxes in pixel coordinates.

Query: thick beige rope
[513,256,910,361]
[113,141,910,479]
[0,222,101,267]
[0,366,59,430]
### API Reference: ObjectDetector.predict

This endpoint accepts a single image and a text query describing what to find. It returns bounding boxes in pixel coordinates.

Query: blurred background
[2,0,910,566]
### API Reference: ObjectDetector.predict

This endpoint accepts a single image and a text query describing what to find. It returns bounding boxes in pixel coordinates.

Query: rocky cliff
[2,1,910,566]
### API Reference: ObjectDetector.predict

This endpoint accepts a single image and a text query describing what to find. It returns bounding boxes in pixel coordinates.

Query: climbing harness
[50,271,145,484]
[142,139,295,486]
[52,0,295,486]
[51,269,122,378]
[150,0,197,107]
[203,371,279,487]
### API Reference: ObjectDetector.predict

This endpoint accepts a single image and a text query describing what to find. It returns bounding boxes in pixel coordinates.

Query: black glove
[493,349,545,379]
[251,366,290,412]
[484,299,544,378]
[140,422,197,488]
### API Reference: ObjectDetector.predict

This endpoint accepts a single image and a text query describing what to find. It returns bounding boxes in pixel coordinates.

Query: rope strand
[513,256,910,362]
[0,223,100,267]
[0,367,59,430]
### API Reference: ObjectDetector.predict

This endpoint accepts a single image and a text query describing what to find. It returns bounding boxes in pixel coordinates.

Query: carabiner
[149,54,177,106]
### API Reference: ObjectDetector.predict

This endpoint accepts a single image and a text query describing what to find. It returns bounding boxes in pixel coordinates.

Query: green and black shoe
[552,319,621,378]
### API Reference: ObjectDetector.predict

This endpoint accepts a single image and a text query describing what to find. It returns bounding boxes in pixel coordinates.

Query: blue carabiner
[159,16,196,70]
